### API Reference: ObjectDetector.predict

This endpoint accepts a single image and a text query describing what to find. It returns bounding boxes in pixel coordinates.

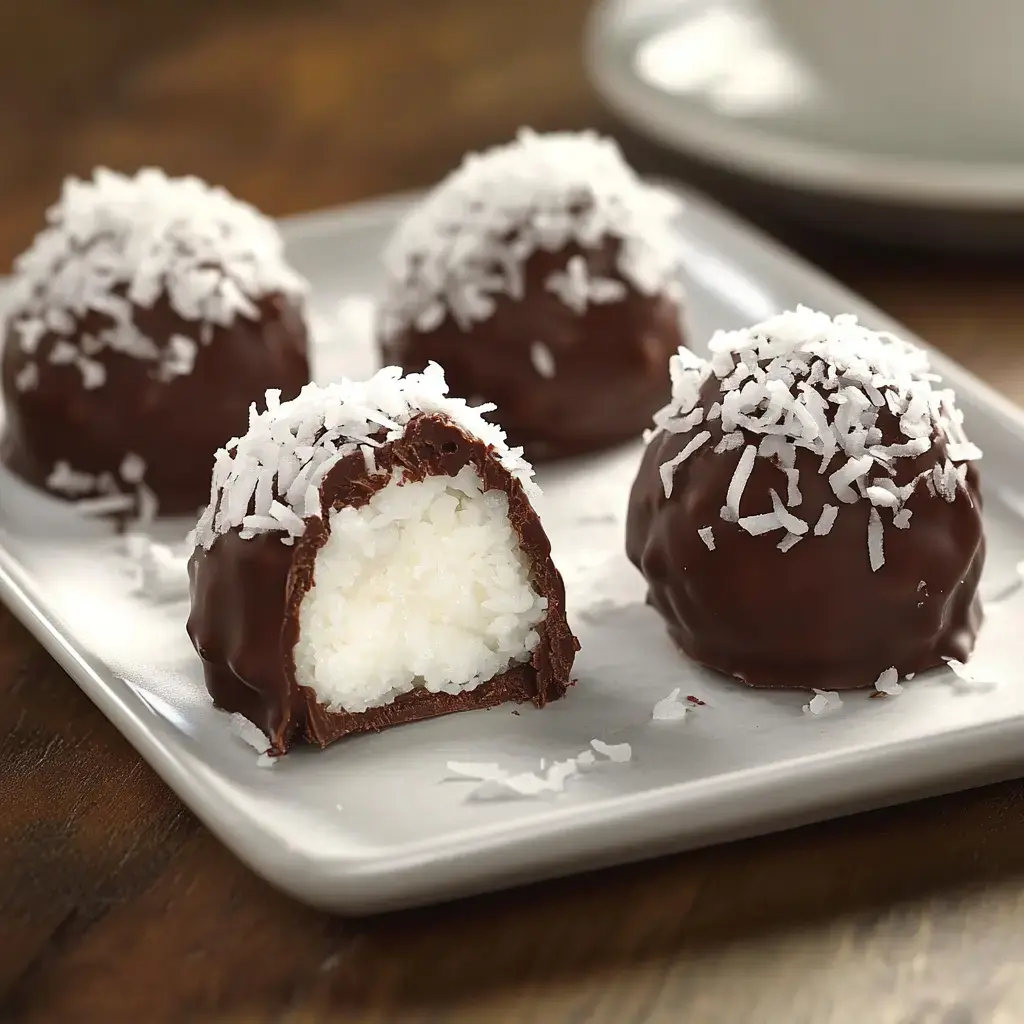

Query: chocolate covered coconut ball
[1,168,311,517]
[187,364,579,754]
[378,130,686,460]
[626,307,985,690]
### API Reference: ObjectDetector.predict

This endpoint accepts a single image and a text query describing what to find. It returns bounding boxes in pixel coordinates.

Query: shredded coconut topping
[379,129,684,337]
[651,307,981,571]
[192,363,536,550]
[7,167,308,392]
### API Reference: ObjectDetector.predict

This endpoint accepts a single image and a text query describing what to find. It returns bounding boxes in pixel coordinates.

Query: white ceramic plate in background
[585,0,1024,212]
[3,186,1024,915]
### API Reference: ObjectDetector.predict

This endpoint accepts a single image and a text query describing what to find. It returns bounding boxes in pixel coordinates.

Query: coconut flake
[829,455,874,503]
[72,492,136,516]
[941,657,994,689]
[813,504,838,536]
[160,334,198,380]
[14,362,39,392]
[14,318,46,354]
[738,511,782,537]
[946,441,983,462]
[714,431,744,453]
[530,341,557,379]
[134,484,160,525]
[269,499,306,536]
[659,431,710,498]
[892,508,913,529]
[874,667,903,696]
[380,130,683,335]
[652,687,689,721]
[446,758,581,799]
[123,534,189,601]
[360,444,378,476]
[866,485,899,508]
[46,461,97,497]
[867,507,885,571]
[545,256,627,313]
[658,407,704,435]
[590,738,632,763]
[777,532,803,553]
[49,340,77,364]
[784,467,802,507]
[229,712,270,752]
[725,444,757,518]
[119,452,146,485]
[802,689,843,715]
[697,526,715,551]
[770,488,808,535]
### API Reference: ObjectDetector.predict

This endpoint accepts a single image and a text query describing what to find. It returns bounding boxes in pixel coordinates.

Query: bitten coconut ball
[186,364,579,754]
[377,129,687,460]
[625,307,985,690]
[1,168,311,518]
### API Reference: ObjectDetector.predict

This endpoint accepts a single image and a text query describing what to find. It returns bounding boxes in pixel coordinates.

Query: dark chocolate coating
[1,292,310,516]
[625,376,985,690]
[380,239,685,461]
[187,413,579,753]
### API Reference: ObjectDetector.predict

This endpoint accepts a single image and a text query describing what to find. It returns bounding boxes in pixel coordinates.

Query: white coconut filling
[292,465,547,714]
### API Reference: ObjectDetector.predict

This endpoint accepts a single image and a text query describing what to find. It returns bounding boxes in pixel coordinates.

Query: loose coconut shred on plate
[445,739,633,801]
[654,306,982,569]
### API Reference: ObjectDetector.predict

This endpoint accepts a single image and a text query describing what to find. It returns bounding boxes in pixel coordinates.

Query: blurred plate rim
[584,0,1024,211]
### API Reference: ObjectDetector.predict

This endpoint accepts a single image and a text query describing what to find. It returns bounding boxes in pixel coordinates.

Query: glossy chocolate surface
[187,414,579,753]
[380,239,685,461]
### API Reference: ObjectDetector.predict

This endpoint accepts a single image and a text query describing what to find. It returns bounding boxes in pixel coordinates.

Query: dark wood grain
[2,2,1024,1021]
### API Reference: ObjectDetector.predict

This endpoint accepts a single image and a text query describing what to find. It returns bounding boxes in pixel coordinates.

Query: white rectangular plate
[4,187,1024,914]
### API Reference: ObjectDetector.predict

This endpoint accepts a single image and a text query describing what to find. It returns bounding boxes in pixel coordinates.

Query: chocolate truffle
[378,130,686,460]
[625,307,985,690]
[1,168,311,517]
[187,364,579,754]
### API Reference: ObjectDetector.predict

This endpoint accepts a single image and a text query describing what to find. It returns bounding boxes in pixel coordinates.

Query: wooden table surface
[4,2,1024,1021]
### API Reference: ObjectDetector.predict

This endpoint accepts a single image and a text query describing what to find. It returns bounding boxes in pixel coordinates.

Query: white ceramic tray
[4,187,1024,915]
